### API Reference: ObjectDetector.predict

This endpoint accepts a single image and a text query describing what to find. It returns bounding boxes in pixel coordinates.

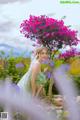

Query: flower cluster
[43,59,54,79]
[20,15,79,51]
[59,48,80,60]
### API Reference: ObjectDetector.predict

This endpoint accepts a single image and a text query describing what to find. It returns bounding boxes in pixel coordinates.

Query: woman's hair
[35,46,48,59]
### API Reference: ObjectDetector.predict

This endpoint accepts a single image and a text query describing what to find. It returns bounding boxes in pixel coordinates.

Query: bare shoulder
[32,60,40,71]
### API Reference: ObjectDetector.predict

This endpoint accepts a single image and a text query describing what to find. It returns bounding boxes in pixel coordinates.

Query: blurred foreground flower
[69,59,80,75]
[16,63,24,68]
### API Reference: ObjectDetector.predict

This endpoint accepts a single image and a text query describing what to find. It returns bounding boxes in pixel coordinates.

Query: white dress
[17,60,47,93]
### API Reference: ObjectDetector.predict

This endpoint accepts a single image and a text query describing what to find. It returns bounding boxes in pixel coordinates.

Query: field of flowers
[0,51,80,120]
[0,48,80,94]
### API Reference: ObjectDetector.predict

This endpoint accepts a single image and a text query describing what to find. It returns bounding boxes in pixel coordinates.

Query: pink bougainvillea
[20,15,79,51]
[59,48,80,60]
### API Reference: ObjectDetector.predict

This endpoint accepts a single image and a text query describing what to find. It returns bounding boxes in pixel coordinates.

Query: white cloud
[0,0,31,4]
[0,21,15,32]
[0,0,80,51]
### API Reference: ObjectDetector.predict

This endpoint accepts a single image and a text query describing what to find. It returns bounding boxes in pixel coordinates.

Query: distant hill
[0,43,31,58]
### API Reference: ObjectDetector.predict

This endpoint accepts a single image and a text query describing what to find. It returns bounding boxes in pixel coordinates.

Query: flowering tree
[20,15,79,53]
[20,15,80,96]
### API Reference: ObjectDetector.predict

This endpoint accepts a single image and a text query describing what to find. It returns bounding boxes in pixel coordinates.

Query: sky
[0,0,80,51]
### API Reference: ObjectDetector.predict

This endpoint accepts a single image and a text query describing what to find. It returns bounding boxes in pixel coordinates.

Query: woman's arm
[31,63,40,96]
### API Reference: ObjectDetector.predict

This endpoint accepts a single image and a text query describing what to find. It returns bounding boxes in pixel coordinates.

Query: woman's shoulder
[33,60,40,65]
[32,60,40,70]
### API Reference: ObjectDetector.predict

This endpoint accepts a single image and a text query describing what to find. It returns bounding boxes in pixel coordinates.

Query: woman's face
[38,49,48,62]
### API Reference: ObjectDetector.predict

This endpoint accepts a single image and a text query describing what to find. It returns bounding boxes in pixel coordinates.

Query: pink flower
[59,48,80,60]
[20,15,80,51]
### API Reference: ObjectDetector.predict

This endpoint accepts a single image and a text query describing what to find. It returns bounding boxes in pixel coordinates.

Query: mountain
[0,43,30,58]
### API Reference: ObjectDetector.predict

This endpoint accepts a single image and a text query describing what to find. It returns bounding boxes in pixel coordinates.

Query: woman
[17,47,49,97]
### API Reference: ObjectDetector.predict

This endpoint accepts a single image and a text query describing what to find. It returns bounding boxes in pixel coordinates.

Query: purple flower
[16,63,24,68]
[46,71,51,79]
[49,61,54,67]
[61,64,70,71]
[10,83,20,92]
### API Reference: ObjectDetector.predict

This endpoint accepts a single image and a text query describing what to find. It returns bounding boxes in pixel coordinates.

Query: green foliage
[44,80,49,95]
[7,57,17,75]
[0,50,5,58]
[41,64,48,71]
[0,67,8,80]
[0,56,31,84]
[54,59,64,68]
